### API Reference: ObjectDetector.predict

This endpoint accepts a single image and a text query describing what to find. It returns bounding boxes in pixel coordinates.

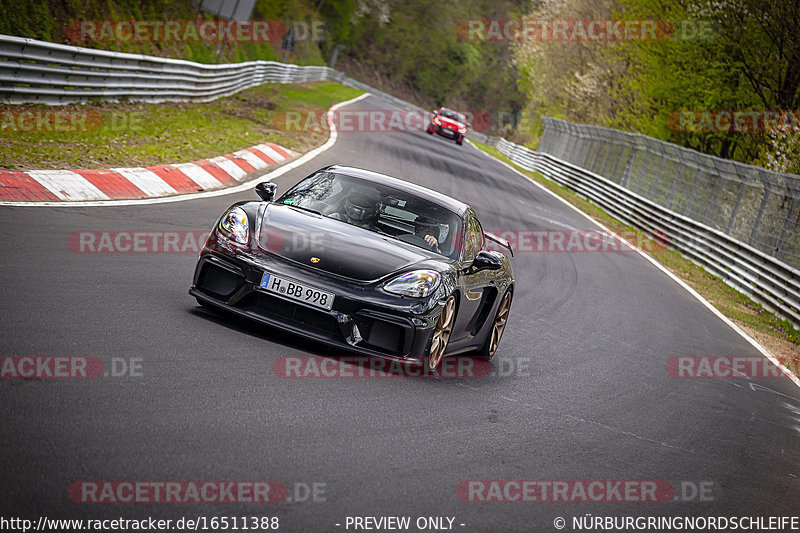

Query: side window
[464,216,484,262]
[474,217,485,251]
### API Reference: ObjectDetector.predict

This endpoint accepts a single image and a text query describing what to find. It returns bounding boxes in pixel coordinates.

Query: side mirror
[484,232,514,257]
[472,250,503,272]
[255,182,277,202]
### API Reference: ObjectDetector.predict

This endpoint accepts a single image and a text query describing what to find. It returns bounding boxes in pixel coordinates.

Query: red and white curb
[0,142,295,202]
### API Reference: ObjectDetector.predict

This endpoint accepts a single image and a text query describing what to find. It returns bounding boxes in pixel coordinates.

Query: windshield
[440,109,466,123]
[278,171,464,259]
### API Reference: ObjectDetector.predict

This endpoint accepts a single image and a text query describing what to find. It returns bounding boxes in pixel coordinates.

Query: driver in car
[330,191,381,231]
[412,217,441,253]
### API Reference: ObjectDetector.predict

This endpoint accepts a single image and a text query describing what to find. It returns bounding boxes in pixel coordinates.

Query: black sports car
[190,165,514,371]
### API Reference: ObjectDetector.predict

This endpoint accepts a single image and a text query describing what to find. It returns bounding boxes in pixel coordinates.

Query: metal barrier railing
[0,35,343,104]
[1,34,797,326]
[495,138,800,328]
[536,118,800,271]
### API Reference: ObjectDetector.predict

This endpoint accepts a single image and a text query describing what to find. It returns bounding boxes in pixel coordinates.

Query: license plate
[259,272,335,311]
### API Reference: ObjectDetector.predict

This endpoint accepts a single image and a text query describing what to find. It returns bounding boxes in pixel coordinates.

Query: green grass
[471,140,800,371]
[0,82,363,170]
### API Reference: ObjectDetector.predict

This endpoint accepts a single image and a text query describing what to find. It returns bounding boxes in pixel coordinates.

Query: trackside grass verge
[471,140,800,377]
[0,82,363,170]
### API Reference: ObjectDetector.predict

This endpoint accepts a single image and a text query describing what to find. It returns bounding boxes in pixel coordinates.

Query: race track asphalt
[1,94,798,532]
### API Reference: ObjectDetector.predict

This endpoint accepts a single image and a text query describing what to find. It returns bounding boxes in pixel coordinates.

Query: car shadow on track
[188,304,334,355]
[187,304,493,382]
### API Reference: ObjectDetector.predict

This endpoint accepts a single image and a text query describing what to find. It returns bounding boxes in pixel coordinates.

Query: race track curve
[1,94,798,532]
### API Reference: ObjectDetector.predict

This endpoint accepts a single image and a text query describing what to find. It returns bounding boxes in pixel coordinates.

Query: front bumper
[430,125,464,140]
[190,250,441,365]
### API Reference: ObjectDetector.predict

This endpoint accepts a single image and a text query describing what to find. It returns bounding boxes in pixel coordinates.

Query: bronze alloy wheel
[428,296,456,370]
[487,290,512,358]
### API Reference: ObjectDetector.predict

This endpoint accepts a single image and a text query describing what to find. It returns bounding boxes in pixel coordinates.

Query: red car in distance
[427,107,469,145]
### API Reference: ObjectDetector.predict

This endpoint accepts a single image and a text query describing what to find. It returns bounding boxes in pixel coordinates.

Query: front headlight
[218,207,249,245]
[458,126,467,134]
[433,117,442,126]
[384,270,441,297]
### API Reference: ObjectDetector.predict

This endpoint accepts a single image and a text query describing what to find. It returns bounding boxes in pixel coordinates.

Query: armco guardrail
[0,33,459,119]
[0,33,440,117]
[537,118,800,271]
[0,33,435,113]
[0,34,343,104]
[495,137,800,328]
[2,34,796,326]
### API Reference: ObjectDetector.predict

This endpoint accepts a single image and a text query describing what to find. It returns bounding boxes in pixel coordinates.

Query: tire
[478,289,512,359]
[456,136,463,145]
[426,126,435,134]
[424,295,456,372]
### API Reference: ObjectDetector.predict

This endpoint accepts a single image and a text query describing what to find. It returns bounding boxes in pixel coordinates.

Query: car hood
[438,116,465,129]
[257,203,445,282]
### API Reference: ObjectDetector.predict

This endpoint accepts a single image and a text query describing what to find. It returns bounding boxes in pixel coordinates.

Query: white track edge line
[467,139,800,390]
[0,92,370,208]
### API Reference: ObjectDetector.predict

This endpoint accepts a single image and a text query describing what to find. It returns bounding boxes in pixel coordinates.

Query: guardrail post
[725,178,748,235]
[581,128,595,169]
[775,194,799,257]
[703,160,726,226]
[685,163,705,217]
[634,140,652,193]
[647,142,667,198]
[564,122,579,163]
[666,148,685,210]
[608,131,626,183]
[575,124,589,167]
[747,172,772,247]
[773,180,800,255]
[598,129,614,176]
